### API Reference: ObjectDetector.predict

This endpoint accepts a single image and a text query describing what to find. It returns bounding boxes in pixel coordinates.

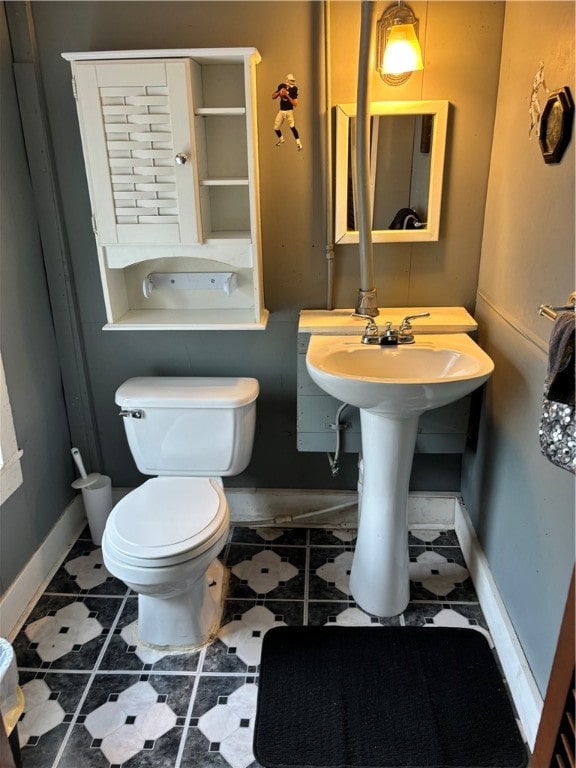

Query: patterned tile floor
[12,524,503,768]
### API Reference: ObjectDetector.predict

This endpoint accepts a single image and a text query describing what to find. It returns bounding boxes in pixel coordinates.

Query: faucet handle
[399,312,430,331]
[352,313,379,334]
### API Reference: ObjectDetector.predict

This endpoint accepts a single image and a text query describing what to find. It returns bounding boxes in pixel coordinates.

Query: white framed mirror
[335,100,449,244]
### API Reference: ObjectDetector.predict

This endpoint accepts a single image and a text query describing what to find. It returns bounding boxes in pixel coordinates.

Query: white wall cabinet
[63,48,268,330]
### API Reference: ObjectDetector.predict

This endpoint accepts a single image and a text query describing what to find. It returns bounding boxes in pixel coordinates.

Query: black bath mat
[254,626,528,768]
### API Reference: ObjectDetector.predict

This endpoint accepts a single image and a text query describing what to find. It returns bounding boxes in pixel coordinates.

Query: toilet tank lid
[115,377,259,408]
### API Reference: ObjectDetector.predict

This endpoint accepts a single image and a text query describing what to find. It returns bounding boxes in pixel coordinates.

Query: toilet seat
[104,477,229,568]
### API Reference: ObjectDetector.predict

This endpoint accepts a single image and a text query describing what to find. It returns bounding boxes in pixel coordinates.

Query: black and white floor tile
[12,524,499,768]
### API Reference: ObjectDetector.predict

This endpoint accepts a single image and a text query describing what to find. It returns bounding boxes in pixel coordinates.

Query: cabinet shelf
[200,178,249,186]
[195,107,246,116]
[104,307,269,330]
[105,243,254,268]
[205,232,251,243]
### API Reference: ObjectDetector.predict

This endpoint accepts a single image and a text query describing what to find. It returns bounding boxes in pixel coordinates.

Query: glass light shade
[382,23,423,75]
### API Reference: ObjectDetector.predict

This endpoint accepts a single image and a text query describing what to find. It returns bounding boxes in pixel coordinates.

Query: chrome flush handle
[119,409,144,419]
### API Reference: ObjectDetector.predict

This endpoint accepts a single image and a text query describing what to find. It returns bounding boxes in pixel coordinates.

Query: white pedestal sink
[306,333,494,617]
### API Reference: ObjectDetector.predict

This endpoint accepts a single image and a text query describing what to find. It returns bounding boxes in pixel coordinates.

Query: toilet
[102,376,259,650]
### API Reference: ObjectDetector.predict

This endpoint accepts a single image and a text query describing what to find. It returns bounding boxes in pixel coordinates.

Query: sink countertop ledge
[298,307,477,335]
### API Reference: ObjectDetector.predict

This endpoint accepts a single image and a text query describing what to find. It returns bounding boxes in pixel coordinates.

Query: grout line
[174,647,205,768]
[302,531,310,625]
[18,666,210,677]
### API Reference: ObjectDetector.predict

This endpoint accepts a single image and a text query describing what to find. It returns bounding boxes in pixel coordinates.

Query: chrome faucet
[353,312,430,345]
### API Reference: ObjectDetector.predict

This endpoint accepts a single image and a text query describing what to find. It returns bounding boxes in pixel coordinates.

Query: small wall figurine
[272,74,303,151]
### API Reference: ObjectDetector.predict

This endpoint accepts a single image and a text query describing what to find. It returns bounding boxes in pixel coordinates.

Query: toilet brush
[70,447,113,545]
[71,447,100,488]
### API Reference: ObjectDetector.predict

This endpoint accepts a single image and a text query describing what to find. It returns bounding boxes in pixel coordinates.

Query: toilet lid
[105,477,228,564]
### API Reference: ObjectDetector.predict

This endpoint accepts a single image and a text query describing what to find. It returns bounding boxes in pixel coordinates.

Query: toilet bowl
[104,477,229,648]
[101,377,259,649]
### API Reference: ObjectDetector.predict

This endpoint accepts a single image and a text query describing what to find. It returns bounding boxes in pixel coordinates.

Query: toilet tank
[116,377,259,476]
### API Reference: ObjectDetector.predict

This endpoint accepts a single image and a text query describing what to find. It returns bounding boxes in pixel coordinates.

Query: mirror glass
[335,100,449,243]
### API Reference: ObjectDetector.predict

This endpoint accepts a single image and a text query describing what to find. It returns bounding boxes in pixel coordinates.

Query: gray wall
[0,3,73,591]
[462,1,575,695]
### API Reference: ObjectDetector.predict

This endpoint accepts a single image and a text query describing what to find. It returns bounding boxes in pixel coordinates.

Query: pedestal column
[349,410,419,616]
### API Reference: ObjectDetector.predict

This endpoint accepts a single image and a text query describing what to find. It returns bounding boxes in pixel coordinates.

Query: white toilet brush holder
[71,447,113,545]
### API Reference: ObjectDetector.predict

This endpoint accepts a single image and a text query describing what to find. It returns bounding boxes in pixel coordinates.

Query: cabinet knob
[175,153,189,165]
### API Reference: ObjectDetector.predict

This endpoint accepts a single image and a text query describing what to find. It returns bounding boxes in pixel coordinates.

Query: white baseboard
[455,499,542,749]
[0,496,86,641]
[225,488,458,528]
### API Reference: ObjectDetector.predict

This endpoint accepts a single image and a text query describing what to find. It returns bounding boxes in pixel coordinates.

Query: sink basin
[306,333,494,416]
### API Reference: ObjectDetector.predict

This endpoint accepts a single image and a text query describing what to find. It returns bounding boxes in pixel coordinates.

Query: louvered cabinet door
[73,59,201,245]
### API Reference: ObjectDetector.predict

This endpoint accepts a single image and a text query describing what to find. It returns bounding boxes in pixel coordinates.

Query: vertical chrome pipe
[323,0,335,310]
[355,0,379,316]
